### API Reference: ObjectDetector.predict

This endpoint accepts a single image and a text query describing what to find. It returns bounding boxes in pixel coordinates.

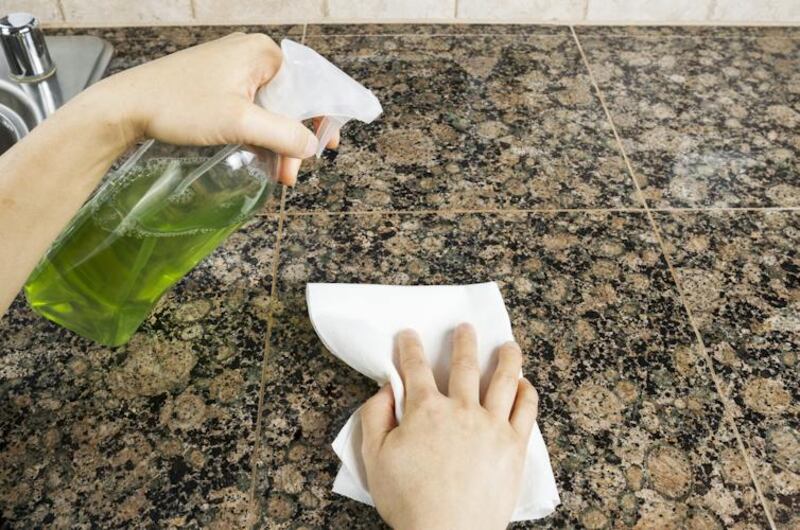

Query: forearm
[0,82,138,314]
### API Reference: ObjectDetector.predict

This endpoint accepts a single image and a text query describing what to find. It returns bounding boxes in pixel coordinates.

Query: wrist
[70,76,144,154]
[392,511,508,530]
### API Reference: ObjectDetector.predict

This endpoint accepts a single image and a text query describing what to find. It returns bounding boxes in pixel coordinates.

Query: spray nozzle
[256,39,383,157]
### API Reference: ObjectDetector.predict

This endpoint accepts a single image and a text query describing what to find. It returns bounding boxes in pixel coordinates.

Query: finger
[396,329,438,404]
[448,323,480,404]
[510,378,539,441]
[277,156,302,186]
[483,341,523,419]
[235,103,318,159]
[361,385,397,460]
[313,117,341,150]
[327,129,340,150]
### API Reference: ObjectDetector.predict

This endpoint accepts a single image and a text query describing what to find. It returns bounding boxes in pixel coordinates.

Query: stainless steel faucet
[1,13,62,119]
[0,12,56,81]
[0,11,113,155]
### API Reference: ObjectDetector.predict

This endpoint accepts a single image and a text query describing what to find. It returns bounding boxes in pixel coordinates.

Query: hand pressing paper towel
[306,282,560,521]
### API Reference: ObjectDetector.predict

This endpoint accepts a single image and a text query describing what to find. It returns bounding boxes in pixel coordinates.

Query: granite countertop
[0,24,797,528]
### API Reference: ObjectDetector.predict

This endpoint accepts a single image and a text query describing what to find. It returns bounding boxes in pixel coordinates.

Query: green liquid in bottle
[25,157,271,347]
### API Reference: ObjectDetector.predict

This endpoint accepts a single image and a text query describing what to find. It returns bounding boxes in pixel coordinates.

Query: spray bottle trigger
[314,116,348,157]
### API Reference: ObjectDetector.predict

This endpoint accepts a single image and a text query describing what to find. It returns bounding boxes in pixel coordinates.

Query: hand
[84,32,338,185]
[0,32,341,314]
[360,324,539,530]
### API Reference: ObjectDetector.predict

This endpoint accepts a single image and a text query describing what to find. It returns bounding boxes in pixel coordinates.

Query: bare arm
[0,87,133,313]
[0,33,336,314]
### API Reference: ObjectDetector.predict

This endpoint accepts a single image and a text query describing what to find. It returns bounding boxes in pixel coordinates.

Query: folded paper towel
[306,282,560,521]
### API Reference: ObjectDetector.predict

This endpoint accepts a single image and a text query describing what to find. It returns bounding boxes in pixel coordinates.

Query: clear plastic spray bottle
[24,39,382,346]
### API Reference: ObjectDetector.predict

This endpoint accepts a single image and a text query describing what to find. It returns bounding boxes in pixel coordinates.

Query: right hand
[360,324,539,530]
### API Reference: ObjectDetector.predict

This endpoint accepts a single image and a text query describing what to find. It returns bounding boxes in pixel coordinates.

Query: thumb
[234,102,318,159]
[360,385,396,460]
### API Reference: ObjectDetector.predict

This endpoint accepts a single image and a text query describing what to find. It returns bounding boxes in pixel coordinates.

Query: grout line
[454,0,459,19]
[708,0,719,20]
[255,205,800,218]
[56,0,67,22]
[571,25,778,529]
[303,33,568,39]
[571,31,800,40]
[189,0,198,20]
[650,206,800,212]
[301,22,308,43]
[263,207,648,216]
[247,186,288,518]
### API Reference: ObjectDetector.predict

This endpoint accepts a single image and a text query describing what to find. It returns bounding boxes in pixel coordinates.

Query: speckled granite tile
[580,34,800,208]
[574,25,800,38]
[287,35,635,212]
[253,212,769,528]
[656,210,800,527]
[0,216,278,528]
[305,23,569,36]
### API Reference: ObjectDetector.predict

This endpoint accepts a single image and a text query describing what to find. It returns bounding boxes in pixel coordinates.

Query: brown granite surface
[0,217,277,527]
[578,31,800,209]
[289,34,635,212]
[656,211,800,528]
[258,212,769,529]
[0,23,796,529]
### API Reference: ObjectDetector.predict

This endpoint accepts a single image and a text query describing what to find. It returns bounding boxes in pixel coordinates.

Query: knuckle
[450,355,479,373]
[402,354,427,371]
[227,102,252,142]
[453,399,471,412]
[361,397,378,416]
[495,370,519,388]
[289,125,309,152]
[247,33,276,51]
[414,387,438,405]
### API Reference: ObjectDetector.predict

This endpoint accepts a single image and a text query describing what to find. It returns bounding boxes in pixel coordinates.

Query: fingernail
[303,134,319,158]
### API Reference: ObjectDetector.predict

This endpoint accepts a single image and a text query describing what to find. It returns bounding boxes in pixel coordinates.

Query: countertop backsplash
[3,0,799,26]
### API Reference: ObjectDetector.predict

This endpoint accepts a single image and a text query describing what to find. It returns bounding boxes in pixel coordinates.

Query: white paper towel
[306,282,560,521]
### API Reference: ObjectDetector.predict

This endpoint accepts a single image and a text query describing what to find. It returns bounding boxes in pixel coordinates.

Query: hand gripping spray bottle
[24,39,382,346]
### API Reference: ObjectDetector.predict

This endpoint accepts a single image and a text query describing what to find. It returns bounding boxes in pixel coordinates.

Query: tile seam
[56,0,67,22]
[570,24,777,529]
[258,206,800,218]
[247,28,307,516]
[247,185,288,521]
[269,207,647,216]
[302,31,569,38]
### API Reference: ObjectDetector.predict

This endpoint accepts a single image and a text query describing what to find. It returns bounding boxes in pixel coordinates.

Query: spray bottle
[24,39,382,346]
